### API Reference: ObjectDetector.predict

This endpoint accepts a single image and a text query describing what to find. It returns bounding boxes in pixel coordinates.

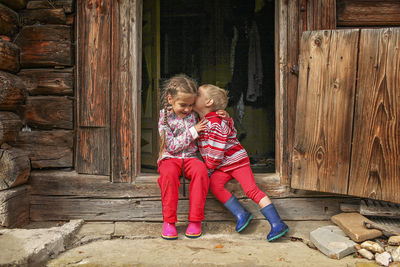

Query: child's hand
[216,110,230,118]
[194,118,207,133]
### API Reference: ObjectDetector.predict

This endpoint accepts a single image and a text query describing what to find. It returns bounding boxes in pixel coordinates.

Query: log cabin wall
[0,0,74,227]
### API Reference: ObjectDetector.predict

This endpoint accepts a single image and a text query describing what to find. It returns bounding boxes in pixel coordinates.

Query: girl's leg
[158,158,182,223]
[184,158,210,222]
[209,170,233,203]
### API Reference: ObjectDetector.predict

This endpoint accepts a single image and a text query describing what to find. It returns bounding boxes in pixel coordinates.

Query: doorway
[141,0,276,173]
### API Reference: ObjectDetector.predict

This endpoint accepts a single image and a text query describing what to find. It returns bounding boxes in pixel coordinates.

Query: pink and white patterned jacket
[158,108,199,162]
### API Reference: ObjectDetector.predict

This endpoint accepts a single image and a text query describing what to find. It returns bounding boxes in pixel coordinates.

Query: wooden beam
[15,25,72,67]
[15,130,73,168]
[23,96,73,129]
[19,8,67,26]
[26,0,73,13]
[0,71,27,111]
[18,68,73,96]
[0,3,18,37]
[337,0,400,27]
[0,40,19,73]
[0,0,26,10]
[0,148,30,190]
[0,185,29,227]
[0,112,22,144]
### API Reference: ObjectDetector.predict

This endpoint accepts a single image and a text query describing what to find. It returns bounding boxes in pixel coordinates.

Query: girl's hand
[216,110,230,118]
[194,118,207,133]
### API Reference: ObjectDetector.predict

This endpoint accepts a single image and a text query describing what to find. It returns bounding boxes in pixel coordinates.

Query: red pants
[158,158,210,223]
[210,165,266,204]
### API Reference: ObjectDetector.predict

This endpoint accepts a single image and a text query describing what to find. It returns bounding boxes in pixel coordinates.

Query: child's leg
[184,158,210,222]
[229,165,268,205]
[209,170,233,203]
[157,158,182,223]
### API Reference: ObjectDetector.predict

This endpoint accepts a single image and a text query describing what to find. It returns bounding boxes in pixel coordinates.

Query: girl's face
[168,92,196,118]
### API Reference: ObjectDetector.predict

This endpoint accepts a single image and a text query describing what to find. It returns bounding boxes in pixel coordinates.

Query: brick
[310,225,357,259]
[331,213,382,242]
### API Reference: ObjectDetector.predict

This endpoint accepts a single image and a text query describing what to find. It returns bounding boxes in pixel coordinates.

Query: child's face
[193,87,209,114]
[168,92,196,118]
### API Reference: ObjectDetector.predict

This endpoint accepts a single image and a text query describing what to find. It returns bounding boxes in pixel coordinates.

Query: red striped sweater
[197,112,250,172]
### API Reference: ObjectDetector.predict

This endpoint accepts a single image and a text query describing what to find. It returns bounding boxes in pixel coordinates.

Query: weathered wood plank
[0,148,30,190]
[0,0,26,10]
[15,25,72,67]
[0,40,19,73]
[360,199,400,218]
[15,130,73,168]
[306,0,336,30]
[77,128,110,175]
[0,112,22,144]
[0,3,18,36]
[348,28,400,204]
[292,29,359,194]
[77,0,111,127]
[26,0,73,13]
[0,71,27,111]
[337,0,400,27]
[29,195,350,222]
[110,0,135,182]
[19,8,67,26]
[0,185,29,227]
[22,96,73,129]
[18,68,73,96]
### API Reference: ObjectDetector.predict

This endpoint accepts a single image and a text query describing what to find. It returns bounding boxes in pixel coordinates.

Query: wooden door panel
[291,29,359,194]
[348,28,400,203]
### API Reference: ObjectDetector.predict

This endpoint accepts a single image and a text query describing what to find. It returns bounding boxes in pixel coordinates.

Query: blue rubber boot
[224,195,253,232]
[260,204,289,242]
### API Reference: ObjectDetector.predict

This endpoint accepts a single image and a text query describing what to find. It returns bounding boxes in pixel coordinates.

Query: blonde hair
[159,74,198,159]
[199,84,228,110]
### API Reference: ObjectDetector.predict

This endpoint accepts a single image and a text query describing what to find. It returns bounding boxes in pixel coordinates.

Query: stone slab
[331,213,382,242]
[310,225,357,259]
[73,222,114,245]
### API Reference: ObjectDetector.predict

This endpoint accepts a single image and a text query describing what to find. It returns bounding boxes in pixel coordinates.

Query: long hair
[158,74,198,160]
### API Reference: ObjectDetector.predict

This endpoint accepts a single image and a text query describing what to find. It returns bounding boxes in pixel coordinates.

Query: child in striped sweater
[193,84,289,242]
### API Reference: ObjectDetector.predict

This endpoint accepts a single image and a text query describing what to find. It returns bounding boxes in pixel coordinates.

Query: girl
[157,74,209,240]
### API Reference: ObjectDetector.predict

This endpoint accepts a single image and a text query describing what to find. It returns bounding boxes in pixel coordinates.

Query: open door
[292,28,400,204]
[141,0,160,169]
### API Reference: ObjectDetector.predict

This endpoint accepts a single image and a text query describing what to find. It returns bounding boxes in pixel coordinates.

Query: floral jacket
[158,108,199,162]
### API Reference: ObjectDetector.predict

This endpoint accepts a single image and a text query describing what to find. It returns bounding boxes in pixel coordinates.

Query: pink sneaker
[185,222,202,238]
[161,222,178,240]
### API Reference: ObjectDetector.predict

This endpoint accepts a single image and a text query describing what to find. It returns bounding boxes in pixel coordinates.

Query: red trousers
[158,158,210,223]
[210,165,266,204]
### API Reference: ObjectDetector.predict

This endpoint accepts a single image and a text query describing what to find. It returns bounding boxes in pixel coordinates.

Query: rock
[358,248,374,260]
[388,236,400,246]
[361,241,384,253]
[375,252,392,266]
[331,213,382,242]
[392,246,400,262]
[310,225,357,260]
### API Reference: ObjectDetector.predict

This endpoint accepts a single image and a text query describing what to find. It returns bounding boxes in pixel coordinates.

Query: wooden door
[141,0,160,169]
[292,28,400,203]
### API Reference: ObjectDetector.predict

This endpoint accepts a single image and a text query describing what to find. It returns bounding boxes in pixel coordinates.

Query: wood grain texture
[337,0,400,26]
[292,29,359,194]
[18,68,73,96]
[0,40,19,73]
[0,112,22,144]
[110,0,135,182]
[77,0,111,127]
[0,3,18,36]
[19,8,67,26]
[15,25,72,67]
[348,28,400,203]
[77,127,110,175]
[0,185,29,227]
[26,0,73,13]
[306,0,336,31]
[0,148,30,190]
[16,130,73,168]
[23,96,73,129]
[0,71,27,111]
[0,0,26,10]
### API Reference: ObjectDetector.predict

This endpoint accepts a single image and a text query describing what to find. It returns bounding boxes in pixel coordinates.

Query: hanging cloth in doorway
[247,20,263,102]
